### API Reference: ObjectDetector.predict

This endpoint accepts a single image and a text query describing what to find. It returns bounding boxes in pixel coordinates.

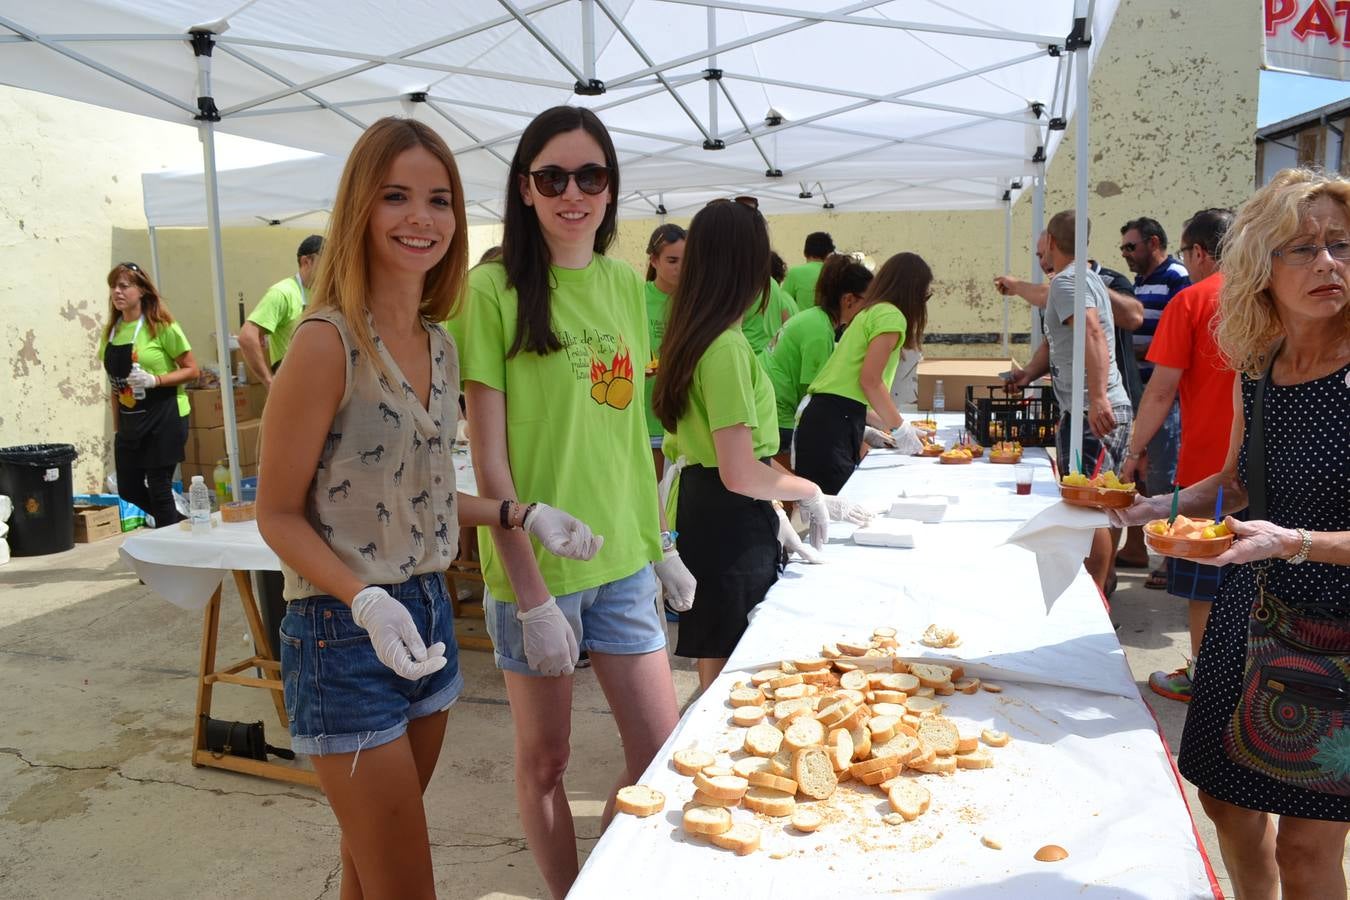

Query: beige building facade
[1,0,1260,493]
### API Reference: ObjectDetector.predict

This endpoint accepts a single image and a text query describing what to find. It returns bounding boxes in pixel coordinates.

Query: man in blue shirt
[1117,217,1189,581]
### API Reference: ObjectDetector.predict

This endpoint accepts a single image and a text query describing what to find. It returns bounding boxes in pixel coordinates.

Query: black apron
[103,327,185,468]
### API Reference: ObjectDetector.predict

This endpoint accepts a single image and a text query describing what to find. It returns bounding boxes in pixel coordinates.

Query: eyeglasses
[1272,240,1350,266]
[527,165,611,198]
[705,196,761,211]
[119,261,142,272]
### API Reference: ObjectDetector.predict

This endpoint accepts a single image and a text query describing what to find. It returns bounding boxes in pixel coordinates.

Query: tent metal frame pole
[581,0,596,81]
[147,226,163,293]
[1068,9,1092,474]
[1030,168,1045,347]
[1002,197,1012,357]
[707,6,718,140]
[192,31,243,498]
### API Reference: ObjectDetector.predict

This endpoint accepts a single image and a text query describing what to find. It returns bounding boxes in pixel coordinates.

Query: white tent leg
[147,226,163,290]
[193,30,242,498]
[1068,13,1091,474]
[1002,197,1012,357]
[1030,168,1045,349]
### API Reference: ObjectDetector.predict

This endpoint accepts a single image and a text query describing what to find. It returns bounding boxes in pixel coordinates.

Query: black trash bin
[0,444,79,557]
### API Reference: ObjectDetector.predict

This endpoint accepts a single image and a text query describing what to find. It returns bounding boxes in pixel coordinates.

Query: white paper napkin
[853,518,920,548]
[1003,503,1107,610]
[887,496,949,523]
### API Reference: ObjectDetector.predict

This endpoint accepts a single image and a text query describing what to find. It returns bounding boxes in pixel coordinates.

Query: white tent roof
[4,1,1117,220]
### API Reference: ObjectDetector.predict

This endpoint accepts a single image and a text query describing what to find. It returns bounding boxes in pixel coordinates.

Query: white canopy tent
[2,0,1114,493]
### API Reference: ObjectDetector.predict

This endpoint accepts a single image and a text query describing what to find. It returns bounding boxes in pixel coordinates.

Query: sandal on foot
[1143,568,1168,590]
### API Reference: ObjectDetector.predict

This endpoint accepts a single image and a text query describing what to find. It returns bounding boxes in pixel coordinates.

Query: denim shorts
[483,564,666,675]
[279,572,463,756]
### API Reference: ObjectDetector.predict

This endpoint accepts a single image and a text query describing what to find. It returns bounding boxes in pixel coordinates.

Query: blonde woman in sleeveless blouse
[257,118,601,900]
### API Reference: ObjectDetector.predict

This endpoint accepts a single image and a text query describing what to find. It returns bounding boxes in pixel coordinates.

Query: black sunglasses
[706,196,761,211]
[119,261,142,272]
[527,165,611,198]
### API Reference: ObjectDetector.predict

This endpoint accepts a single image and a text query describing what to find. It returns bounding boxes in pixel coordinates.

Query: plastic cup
[1014,464,1034,495]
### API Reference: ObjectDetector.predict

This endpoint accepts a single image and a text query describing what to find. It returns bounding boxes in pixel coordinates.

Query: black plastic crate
[964,384,1059,446]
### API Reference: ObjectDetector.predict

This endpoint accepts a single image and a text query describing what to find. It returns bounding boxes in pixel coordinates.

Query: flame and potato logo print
[588,345,635,410]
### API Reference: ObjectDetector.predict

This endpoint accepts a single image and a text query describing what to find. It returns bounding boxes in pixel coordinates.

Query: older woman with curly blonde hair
[1112,168,1350,898]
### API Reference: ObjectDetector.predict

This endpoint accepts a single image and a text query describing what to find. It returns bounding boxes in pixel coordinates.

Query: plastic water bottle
[189,476,212,535]
[213,458,231,505]
[932,379,945,413]
[130,363,147,400]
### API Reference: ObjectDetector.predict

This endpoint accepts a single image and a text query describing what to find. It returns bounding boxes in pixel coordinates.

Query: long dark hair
[864,252,932,350]
[501,106,620,357]
[653,201,770,431]
[645,223,686,281]
[814,253,872,325]
[104,263,173,342]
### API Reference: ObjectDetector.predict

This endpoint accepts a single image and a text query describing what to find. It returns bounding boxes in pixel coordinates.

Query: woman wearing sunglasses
[460,105,692,899]
[654,199,870,690]
[793,252,933,494]
[98,262,198,528]
[643,223,686,475]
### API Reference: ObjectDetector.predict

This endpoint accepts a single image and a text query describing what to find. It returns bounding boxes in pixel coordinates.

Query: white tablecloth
[570,415,1216,899]
[120,516,279,611]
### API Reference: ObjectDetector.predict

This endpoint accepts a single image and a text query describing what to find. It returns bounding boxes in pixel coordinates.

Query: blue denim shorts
[483,564,666,675]
[279,572,463,756]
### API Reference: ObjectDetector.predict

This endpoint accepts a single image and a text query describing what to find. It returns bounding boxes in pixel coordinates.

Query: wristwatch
[1287,528,1312,565]
[660,530,678,552]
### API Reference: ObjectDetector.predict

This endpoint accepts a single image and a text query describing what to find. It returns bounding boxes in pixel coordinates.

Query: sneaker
[1148,663,1193,702]
[575,650,592,670]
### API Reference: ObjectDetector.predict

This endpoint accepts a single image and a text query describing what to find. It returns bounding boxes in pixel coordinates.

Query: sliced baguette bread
[708,822,761,856]
[790,807,823,833]
[886,779,931,820]
[682,805,733,836]
[792,747,838,800]
[741,785,795,816]
[672,748,716,776]
[744,722,784,757]
[916,717,960,756]
[615,785,665,817]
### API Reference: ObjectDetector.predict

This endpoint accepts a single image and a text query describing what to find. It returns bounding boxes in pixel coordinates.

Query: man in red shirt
[1120,208,1235,702]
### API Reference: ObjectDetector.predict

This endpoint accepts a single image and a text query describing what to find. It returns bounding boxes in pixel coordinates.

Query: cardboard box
[73,504,121,542]
[187,418,261,466]
[916,358,1017,412]
[186,384,267,429]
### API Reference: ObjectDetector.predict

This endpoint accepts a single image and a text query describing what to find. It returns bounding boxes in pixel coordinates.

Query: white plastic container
[188,475,212,535]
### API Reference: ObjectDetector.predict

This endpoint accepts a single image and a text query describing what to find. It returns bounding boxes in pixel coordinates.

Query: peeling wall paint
[1,0,1259,492]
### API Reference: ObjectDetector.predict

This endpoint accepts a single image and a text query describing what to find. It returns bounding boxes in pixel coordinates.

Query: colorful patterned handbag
[1219,348,1350,796]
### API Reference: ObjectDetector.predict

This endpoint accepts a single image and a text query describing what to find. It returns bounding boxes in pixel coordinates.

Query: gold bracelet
[1287,528,1312,565]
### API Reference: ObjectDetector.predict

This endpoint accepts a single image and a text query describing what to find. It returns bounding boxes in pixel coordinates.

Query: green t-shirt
[763,307,836,428]
[442,308,468,388]
[782,261,824,309]
[644,281,671,439]
[807,302,906,405]
[461,256,661,602]
[667,329,779,469]
[741,281,797,355]
[248,275,306,365]
[99,318,193,416]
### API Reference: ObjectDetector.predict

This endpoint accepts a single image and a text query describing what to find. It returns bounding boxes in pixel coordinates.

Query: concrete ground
[1,535,1346,898]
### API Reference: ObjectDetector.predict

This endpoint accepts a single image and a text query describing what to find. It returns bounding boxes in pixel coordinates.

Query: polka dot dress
[1177,361,1350,820]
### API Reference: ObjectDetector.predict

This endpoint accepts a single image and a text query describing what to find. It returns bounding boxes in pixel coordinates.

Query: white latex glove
[126,367,158,390]
[655,548,697,612]
[523,503,604,561]
[800,490,832,550]
[351,586,447,681]
[863,426,896,449]
[776,507,825,564]
[889,421,925,456]
[516,598,580,677]
[823,494,874,526]
[1104,494,1169,529]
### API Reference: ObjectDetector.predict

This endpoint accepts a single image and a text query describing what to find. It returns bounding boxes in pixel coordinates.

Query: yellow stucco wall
[0,0,1260,494]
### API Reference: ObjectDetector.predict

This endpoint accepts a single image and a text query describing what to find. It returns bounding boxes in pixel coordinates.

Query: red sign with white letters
[1265,0,1350,80]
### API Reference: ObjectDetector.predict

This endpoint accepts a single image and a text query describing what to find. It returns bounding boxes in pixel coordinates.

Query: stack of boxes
[180,383,268,484]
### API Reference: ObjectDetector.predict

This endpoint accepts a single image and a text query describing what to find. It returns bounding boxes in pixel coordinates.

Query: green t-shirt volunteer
[807,302,906,406]
[461,257,661,602]
[644,281,671,440]
[248,275,306,365]
[763,306,836,429]
[667,328,779,470]
[782,260,823,309]
[741,280,798,355]
[98,318,193,416]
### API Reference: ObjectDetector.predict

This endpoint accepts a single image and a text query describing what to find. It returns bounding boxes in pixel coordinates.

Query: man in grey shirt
[1005,210,1134,596]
